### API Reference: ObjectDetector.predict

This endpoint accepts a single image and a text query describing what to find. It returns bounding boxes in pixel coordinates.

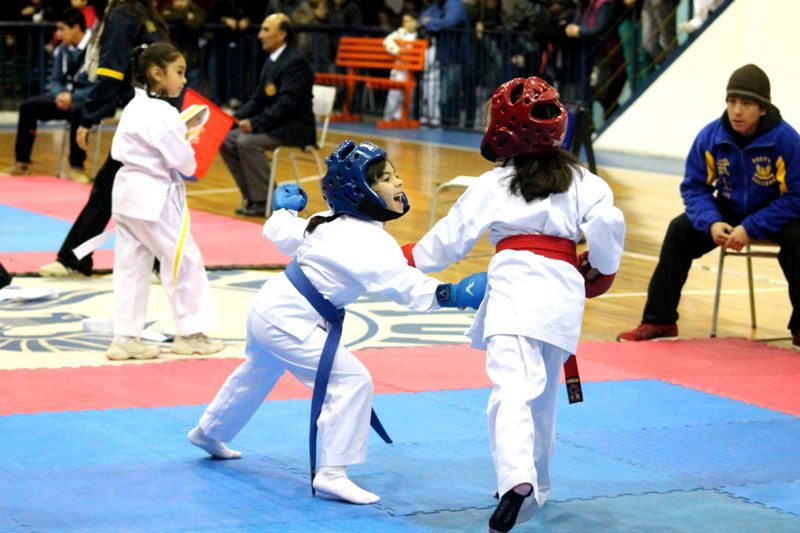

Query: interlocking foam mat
[1,271,799,531]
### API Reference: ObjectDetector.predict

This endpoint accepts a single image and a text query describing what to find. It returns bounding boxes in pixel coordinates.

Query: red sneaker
[617,323,678,342]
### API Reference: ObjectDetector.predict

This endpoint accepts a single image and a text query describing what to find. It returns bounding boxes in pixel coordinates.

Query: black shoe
[489,486,534,532]
[240,201,266,217]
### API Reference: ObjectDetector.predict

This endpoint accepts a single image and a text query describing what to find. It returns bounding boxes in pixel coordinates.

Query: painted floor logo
[1,270,475,369]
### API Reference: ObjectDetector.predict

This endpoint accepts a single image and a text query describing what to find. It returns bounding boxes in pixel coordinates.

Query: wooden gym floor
[0,123,794,348]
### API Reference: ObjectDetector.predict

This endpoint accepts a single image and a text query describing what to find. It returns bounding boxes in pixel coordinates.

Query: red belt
[495,234,583,404]
[495,234,578,269]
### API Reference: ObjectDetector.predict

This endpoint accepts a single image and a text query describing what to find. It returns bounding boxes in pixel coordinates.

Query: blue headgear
[320,140,410,222]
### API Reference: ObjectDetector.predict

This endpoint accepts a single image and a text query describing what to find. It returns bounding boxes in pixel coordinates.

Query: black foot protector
[489,486,534,532]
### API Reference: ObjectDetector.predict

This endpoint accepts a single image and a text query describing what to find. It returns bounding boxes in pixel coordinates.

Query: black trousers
[57,155,122,274]
[642,208,800,334]
[15,94,86,169]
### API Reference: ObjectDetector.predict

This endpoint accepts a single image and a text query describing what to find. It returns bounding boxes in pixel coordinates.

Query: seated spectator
[2,7,94,182]
[220,13,316,216]
[71,0,97,28]
[617,65,800,350]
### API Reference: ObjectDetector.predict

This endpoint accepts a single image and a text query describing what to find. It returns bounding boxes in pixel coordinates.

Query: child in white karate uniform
[404,77,626,532]
[382,12,419,122]
[188,140,486,505]
[107,42,224,360]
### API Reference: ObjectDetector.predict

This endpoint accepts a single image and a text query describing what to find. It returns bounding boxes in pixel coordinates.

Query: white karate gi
[411,162,625,512]
[199,210,442,466]
[382,27,418,121]
[110,88,218,337]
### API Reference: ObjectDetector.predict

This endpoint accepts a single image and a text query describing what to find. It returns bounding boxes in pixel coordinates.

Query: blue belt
[284,259,392,493]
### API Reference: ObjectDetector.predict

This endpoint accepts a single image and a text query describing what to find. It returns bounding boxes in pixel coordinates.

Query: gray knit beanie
[726,64,770,107]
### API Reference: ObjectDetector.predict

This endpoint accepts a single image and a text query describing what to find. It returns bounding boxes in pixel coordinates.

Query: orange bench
[314,36,427,129]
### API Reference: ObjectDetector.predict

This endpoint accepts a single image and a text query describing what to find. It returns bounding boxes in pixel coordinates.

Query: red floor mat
[5,338,796,416]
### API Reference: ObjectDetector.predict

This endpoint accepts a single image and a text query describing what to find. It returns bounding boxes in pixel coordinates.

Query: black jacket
[235,45,316,147]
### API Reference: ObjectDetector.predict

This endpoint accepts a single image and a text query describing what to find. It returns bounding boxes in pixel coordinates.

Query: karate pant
[199,308,374,466]
[486,334,566,515]
[112,183,218,337]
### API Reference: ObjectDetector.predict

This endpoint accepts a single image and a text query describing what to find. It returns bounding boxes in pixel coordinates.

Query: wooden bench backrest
[334,36,427,72]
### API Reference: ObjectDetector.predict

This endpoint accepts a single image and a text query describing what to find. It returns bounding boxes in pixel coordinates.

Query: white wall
[594,0,800,160]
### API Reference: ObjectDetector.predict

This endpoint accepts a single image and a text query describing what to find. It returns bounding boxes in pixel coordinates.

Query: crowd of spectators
[1,1,723,129]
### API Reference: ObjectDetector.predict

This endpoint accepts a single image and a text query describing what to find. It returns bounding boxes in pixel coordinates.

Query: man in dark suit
[221,12,316,216]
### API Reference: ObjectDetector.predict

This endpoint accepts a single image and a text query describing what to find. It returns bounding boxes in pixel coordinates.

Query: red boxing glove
[577,250,616,298]
[401,242,416,267]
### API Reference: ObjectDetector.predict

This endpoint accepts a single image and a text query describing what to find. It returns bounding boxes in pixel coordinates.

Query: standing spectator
[291,0,332,72]
[418,0,470,127]
[37,0,171,278]
[71,0,98,28]
[622,0,678,65]
[617,64,800,350]
[205,0,264,107]
[381,11,418,123]
[678,0,725,34]
[162,0,206,88]
[327,0,362,26]
[467,0,504,130]
[2,7,94,182]
[564,0,626,115]
[219,13,316,216]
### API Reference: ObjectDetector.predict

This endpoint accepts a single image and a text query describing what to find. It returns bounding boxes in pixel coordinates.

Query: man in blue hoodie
[618,64,800,349]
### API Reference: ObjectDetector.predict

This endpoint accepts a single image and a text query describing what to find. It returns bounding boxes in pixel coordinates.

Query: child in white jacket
[382,12,419,122]
[188,140,487,505]
[107,42,223,360]
[404,77,626,532]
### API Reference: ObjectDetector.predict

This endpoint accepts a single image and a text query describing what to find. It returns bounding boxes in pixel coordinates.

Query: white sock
[187,426,242,460]
[312,466,380,504]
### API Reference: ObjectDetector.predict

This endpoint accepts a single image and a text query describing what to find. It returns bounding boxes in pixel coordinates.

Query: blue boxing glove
[273,183,308,211]
[436,272,487,310]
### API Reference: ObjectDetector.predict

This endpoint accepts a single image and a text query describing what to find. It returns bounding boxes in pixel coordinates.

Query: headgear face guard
[320,140,410,222]
[480,77,568,162]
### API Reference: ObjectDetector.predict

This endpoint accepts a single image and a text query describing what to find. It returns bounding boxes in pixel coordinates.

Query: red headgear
[480,77,568,162]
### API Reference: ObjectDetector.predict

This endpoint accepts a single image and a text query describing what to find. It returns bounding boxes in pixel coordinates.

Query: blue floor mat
[1,382,798,531]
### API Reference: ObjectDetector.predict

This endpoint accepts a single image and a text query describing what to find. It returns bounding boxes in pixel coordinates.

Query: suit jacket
[235,45,316,147]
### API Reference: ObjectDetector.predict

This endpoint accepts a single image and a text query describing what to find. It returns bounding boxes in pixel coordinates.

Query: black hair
[507,150,582,202]
[130,41,183,93]
[305,158,389,234]
[279,18,295,46]
[58,7,87,32]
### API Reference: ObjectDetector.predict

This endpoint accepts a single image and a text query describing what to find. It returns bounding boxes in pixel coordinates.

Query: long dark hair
[95,0,169,45]
[305,159,388,234]
[507,149,582,202]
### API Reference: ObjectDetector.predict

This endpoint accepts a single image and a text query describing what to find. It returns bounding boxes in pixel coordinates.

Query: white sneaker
[39,261,86,277]
[106,338,161,360]
[172,333,225,355]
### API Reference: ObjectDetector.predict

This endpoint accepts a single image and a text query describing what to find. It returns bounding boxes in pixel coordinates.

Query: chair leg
[746,250,756,330]
[312,150,324,181]
[289,152,302,184]
[710,248,725,337]
[56,122,69,178]
[266,148,280,218]
[429,183,445,229]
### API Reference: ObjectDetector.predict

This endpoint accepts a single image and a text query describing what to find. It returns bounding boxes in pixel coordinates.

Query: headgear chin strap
[480,77,568,162]
[320,140,410,222]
